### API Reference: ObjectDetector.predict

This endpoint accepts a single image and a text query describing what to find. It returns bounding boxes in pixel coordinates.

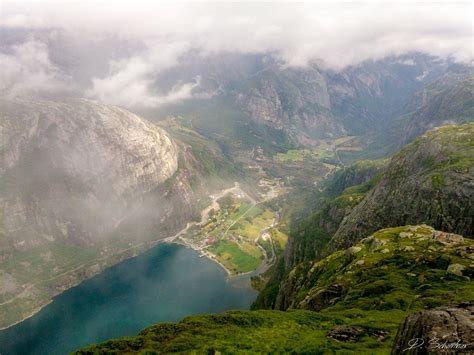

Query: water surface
[0,243,257,354]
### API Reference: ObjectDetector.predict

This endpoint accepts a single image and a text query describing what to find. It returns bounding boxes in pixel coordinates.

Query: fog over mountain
[1,1,471,107]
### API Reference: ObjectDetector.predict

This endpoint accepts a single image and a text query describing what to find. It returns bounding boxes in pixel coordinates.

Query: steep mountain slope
[0,98,233,329]
[399,71,473,145]
[255,124,472,309]
[364,69,474,158]
[76,225,474,354]
[233,64,338,143]
[323,54,452,134]
[328,124,474,253]
[0,98,178,247]
[282,159,387,270]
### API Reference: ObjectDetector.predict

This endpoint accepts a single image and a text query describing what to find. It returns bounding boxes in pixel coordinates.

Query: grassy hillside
[76,309,401,354]
[274,225,473,311]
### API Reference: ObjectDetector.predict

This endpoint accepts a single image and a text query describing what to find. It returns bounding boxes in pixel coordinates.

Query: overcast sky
[1,0,472,105]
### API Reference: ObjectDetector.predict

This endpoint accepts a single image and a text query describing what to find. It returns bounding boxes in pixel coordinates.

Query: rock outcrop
[392,302,474,354]
[273,225,473,312]
[400,72,473,147]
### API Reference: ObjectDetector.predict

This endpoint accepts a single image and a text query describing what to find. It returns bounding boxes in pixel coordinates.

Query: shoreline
[0,238,256,332]
[175,237,276,282]
[174,237,232,276]
[0,239,232,332]
[0,300,52,331]
[0,183,271,331]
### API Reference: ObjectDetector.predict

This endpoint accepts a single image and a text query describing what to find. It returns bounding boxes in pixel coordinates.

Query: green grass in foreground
[76,309,401,354]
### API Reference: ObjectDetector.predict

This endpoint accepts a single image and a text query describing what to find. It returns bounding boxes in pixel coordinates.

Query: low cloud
[85,42,200,107]
[0,1,471,106]
[2,2,470,68]
[0,13,45,28]
[88,73,200,108]
[0,39,67,97]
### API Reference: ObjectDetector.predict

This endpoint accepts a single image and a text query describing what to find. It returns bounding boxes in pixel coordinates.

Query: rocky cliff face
[0,98,180,249]
[322,159,387,197]
[0,98,215,329]
[392,301,474,354]
[327,124,474,253]
[326,55,451,132]
[282,180,374,271]
[363,69,474,160]
[235,65,335,140]
[230,54,457,146]
[400,72,473,145]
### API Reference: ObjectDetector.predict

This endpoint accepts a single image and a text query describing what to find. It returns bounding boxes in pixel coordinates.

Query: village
[176,178,287,275]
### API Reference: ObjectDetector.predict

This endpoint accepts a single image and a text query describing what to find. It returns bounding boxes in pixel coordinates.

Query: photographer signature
[404,337,470,352]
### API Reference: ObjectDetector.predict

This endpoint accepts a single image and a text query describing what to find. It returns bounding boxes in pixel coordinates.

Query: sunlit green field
[208,240,261,273]
[186,192,287,274]
[273,149,311,161]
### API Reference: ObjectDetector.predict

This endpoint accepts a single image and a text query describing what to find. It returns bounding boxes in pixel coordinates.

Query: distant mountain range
[150,51,471,159]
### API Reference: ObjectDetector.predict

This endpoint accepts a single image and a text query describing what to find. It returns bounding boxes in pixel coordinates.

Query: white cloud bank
[85,41,201,107]
[0,39,67,97]
[0,1,472,106]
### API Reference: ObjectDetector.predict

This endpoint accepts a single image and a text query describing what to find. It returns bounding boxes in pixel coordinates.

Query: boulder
[392,302,474,354]
[300,284,343,311]
[446,263,465,277]
[432,231,464,246]
[327,326,364,342]
[347,246,362,255]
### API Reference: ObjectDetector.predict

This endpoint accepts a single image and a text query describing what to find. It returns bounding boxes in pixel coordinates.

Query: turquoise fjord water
[0,243,257,355]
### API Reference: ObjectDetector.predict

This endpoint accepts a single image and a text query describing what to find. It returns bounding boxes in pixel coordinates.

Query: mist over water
[0,243,257,355]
